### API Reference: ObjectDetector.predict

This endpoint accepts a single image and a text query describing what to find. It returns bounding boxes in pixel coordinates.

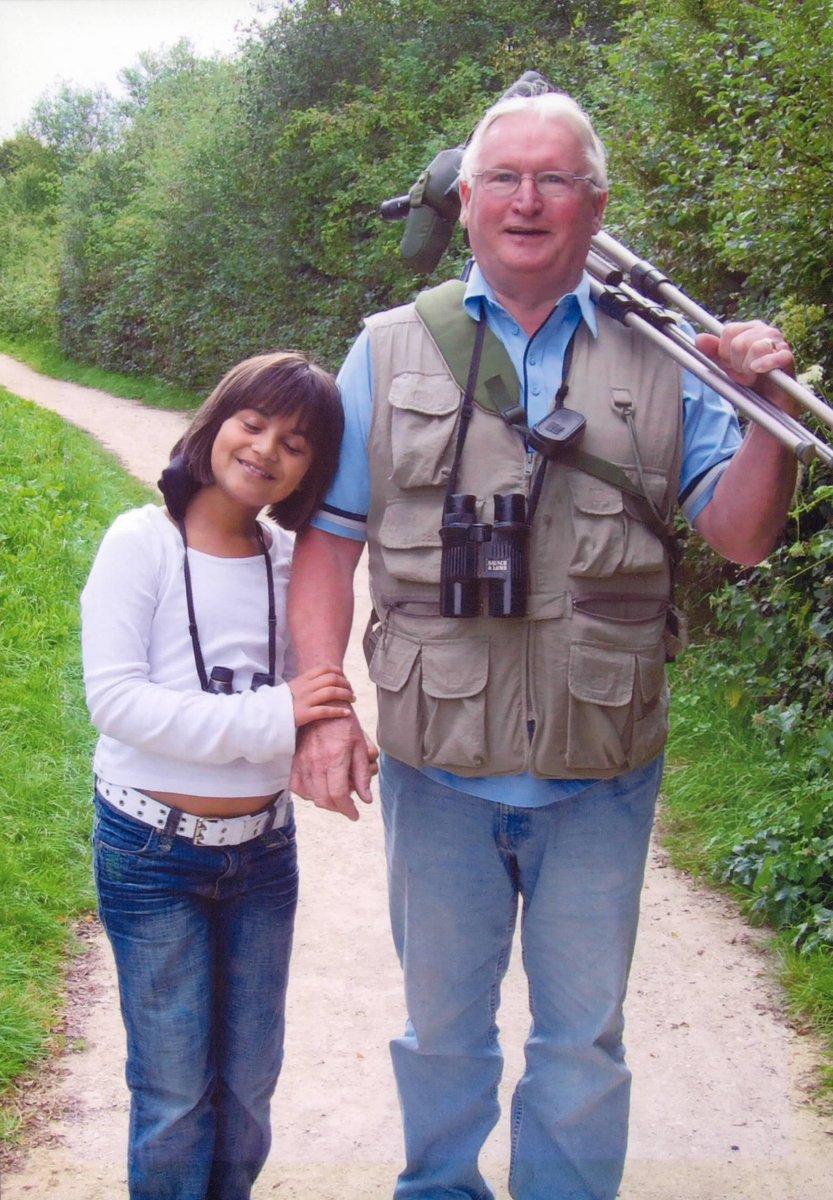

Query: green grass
[0,333,200,412]
[664,646,833,1085]
[0,388,152,1144]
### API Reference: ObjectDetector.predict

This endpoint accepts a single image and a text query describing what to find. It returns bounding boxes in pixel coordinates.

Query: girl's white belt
[96,778,290,846]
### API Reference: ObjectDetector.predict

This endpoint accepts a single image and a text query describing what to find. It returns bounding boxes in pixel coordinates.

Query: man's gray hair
[459,91,608,193]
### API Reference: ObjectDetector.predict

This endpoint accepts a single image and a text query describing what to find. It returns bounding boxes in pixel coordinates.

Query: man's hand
[695,320,798,414]
[291,710,377,822]
[693,320,799,566]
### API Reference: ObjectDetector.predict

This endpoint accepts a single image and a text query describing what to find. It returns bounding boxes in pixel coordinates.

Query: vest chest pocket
[388,374,461,489]
[378,496,443,584]
[568,472,668,577]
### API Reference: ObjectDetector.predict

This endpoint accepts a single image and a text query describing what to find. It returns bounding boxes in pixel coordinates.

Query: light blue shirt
[313,265,742,806]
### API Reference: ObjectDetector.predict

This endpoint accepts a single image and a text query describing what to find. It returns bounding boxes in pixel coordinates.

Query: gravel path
[1,353,832,1199]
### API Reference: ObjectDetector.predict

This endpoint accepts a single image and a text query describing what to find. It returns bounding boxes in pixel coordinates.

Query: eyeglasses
[471,169,596,198]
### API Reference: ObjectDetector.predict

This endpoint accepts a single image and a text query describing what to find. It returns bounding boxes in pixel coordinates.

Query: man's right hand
[290,710,377,821]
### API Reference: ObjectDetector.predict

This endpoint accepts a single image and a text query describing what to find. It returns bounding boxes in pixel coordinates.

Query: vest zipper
[524,449,536,493]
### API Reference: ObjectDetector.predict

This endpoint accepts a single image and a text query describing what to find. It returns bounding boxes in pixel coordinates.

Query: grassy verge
[664,644,833,1088]
[0,334,200,412]
[0,388,152,1146]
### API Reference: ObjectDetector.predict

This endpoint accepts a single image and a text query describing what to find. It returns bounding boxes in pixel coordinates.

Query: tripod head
[380,71,555,274]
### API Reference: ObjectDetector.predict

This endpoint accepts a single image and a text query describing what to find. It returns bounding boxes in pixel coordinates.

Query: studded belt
[96,778,290,847]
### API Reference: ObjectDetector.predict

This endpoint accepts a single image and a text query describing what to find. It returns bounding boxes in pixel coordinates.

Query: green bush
[721,802,833,955]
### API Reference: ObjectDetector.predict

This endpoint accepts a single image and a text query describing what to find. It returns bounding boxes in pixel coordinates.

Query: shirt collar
[462,261,599,337]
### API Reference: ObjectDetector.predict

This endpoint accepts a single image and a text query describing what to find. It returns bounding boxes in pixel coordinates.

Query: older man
[288,92,798,1200]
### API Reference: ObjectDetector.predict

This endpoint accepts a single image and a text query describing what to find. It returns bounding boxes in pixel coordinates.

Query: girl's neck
[179,486,264,558]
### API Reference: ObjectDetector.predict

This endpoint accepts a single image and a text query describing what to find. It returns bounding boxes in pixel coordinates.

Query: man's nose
[512,175,543,211]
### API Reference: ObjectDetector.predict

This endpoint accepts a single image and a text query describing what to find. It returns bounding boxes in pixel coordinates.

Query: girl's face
[209,407,314,513]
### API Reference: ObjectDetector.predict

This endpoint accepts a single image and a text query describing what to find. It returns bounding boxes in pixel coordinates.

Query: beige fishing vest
[364,292,685,779]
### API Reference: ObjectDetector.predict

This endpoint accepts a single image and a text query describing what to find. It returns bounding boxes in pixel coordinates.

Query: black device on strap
[177,519,276,692]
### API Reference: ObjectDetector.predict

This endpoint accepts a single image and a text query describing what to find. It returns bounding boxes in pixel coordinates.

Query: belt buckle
[193,818,208,846]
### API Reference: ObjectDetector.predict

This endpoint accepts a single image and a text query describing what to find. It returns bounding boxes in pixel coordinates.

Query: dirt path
[1,353,832,1199]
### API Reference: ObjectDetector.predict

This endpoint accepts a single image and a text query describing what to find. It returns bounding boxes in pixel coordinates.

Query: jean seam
[508,903,529,1192]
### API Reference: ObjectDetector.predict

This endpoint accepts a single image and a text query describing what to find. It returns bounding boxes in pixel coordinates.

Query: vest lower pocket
[367,631,491,772]
[565,641,668,771]
[421,641,490,772]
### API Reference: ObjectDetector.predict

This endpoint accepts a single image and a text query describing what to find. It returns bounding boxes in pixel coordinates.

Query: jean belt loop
[163,805,184,838]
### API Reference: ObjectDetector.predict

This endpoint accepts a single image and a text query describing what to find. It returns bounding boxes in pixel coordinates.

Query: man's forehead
[480,113,582,157]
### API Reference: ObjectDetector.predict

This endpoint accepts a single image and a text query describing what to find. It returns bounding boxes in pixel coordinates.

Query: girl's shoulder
[98,504,181,563]
[258,517,295,569]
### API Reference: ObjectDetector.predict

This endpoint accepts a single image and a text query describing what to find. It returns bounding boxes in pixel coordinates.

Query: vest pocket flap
[379,498,442,550]
[421,641,489,699]
[389,374,461,417]
[569,472,623,516]
[368,633,420,692]
[568,644,635,706]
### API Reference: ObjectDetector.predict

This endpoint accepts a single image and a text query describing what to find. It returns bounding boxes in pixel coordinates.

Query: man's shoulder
[365,280,466,334]
[365,298,419,333]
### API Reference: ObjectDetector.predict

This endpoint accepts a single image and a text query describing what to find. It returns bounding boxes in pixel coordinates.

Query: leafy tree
[0,135,61,338]
[591,0,833,372]
[25,82,122,172]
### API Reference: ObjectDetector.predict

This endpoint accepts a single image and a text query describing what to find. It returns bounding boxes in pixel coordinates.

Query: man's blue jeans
[380,755,662,1200]
[93,791,298,1200]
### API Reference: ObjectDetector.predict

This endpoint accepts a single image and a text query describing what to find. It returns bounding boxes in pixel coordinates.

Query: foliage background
[0,0,831,1089]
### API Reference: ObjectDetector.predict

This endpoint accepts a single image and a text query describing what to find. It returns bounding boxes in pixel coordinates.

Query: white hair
[459,91,608,192]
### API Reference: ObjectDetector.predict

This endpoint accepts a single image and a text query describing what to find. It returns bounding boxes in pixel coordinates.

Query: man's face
[459,113,608,306]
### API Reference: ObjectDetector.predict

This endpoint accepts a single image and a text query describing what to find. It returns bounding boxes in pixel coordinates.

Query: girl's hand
[288,664,355,728]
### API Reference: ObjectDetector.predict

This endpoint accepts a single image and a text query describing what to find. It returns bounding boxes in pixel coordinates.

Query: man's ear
[459,180,472,229]
[592,189,609,234]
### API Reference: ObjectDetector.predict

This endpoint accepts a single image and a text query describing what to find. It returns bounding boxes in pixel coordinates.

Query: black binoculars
[207,667,273,694]
[439,493,529,618]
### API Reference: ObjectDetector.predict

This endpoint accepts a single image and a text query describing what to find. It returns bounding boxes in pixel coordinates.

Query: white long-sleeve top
[81,504,298,796]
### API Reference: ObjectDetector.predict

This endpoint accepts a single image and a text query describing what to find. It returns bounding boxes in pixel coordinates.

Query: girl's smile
[210,407,313,511]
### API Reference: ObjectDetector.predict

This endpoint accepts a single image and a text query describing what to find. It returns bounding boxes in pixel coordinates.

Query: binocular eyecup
[207,666,274,693]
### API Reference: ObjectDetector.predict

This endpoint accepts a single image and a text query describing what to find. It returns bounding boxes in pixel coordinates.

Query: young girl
[81,351,353,1200]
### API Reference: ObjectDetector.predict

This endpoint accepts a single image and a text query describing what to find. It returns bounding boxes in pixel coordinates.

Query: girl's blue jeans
[93,790,298,1200]
[380,754,662,1200]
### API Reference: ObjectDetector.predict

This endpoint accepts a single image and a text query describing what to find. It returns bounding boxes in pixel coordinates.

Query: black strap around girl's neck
[177,519,276,692]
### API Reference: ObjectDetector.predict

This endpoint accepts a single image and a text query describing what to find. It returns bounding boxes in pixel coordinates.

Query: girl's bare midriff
[144,790,282,818]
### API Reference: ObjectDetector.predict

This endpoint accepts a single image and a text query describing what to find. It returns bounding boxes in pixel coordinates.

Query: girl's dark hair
[164,350,344,531]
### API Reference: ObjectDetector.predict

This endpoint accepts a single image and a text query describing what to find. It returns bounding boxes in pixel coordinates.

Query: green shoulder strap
[414,278,673,548]
[414,281,524,423]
